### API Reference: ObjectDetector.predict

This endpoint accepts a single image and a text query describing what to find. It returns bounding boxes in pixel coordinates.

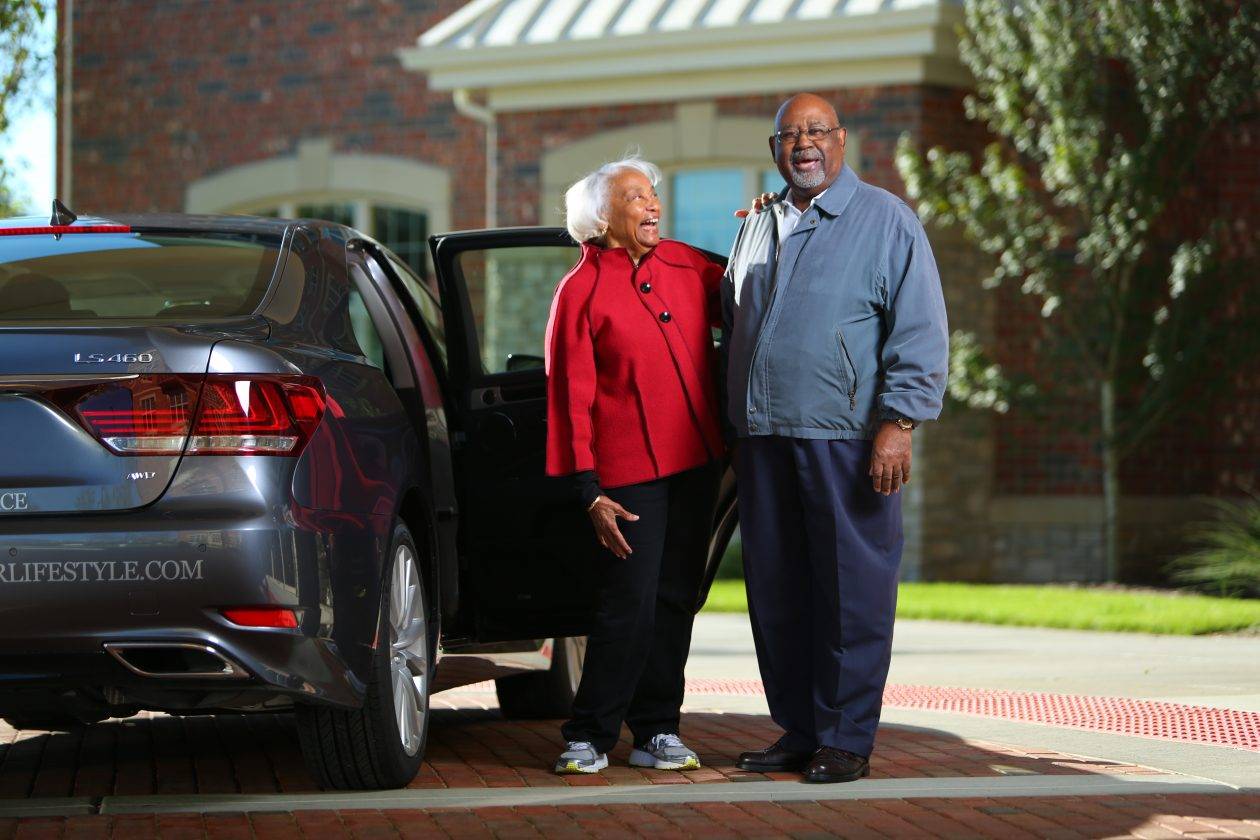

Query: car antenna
[51,198,77,226]
[51,198,77,240]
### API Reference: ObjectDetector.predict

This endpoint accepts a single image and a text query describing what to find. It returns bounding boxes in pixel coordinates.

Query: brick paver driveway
[2,695,1256,838]
[5,613,1260,838]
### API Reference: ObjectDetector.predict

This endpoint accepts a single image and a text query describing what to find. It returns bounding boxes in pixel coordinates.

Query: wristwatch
[894,416,918,431]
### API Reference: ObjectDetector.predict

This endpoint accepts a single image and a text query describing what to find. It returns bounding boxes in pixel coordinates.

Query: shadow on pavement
[0,708,1155,799]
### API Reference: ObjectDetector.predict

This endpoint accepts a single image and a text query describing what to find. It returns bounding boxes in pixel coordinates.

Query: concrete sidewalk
[687,614,1260,789]
[8,793,1260,837]
[691,614,1260,711]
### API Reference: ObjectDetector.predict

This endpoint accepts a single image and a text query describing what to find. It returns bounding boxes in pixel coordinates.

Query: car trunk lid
[0,223,289,516]
[0,321,269,515]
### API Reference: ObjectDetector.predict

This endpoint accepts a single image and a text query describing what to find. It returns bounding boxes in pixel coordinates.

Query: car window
[347,287,387,370]
[0,232,282,320]
[380,249,447,373]
[456,246,577,374]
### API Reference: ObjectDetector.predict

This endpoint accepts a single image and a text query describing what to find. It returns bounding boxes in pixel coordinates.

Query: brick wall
[61,0,488,230]
[496,103,677,227]
[493,86,929,229]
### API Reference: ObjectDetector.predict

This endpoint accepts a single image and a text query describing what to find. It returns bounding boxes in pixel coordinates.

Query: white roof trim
[400,4,969,110]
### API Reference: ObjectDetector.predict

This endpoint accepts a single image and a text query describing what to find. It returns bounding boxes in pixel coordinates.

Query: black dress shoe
[735,738,815,772]
[802,747,870,784]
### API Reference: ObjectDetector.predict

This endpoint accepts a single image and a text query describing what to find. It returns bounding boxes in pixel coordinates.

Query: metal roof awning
[399,0,969,111]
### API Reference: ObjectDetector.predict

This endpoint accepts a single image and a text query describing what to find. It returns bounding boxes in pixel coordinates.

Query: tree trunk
[1100,378,1121,582]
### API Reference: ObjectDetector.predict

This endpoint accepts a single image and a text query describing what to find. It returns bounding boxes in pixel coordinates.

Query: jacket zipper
[837,329,858,411]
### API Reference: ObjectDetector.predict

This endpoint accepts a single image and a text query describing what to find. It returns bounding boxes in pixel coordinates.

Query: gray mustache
[792,151,823,162]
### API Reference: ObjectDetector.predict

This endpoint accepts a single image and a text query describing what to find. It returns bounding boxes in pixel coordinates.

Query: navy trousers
[736,436,903,757]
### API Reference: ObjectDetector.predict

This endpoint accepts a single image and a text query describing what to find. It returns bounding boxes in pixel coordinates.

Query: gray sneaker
[628,733,701,770]
[554,740,609,775]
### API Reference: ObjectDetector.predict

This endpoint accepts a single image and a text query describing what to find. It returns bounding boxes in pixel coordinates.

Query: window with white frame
[669,167,782,255]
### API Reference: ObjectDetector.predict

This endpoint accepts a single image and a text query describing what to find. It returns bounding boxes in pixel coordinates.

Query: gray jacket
[721,165,949,439]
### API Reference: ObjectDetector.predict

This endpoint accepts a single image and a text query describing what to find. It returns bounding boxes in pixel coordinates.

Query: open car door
[430,227,739,641]
[429,228,599,641]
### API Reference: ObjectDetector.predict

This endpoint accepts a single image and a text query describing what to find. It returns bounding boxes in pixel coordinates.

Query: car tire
[495,636,586,719]
[296,522,434,790]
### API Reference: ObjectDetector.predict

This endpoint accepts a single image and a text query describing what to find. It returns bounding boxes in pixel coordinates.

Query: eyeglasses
[772,126,842,145]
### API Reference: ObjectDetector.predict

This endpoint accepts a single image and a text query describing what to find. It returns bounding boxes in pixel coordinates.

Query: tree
[0,0,49,216]
[896,0,1260,581]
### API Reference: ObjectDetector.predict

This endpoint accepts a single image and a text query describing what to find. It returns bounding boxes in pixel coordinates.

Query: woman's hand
[733,192,779,219]
[587,496,640,559]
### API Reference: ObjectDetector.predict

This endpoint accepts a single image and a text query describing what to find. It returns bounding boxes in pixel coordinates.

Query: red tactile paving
[883,685,1260,752]
[4,794,1260,838]
[451,678,1260,752]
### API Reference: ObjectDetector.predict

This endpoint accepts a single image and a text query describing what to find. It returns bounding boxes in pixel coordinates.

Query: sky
[2,8,57,216]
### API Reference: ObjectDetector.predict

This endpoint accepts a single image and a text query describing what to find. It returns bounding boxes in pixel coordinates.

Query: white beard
[790,165,826,190]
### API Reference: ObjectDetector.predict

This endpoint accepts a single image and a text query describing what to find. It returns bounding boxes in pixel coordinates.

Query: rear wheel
[495,636,586,719]
[296,522,433,789]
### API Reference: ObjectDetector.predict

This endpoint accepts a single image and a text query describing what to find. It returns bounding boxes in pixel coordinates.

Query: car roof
[0,212,339,237]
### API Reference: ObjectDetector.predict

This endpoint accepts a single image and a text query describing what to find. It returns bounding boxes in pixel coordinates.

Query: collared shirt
[774,187,829,252]
[720,165,949,440]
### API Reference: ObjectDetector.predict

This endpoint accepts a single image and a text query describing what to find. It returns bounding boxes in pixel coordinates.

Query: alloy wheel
[388,543,429,756]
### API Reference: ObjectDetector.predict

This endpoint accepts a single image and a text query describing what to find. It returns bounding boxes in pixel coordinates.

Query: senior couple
[544,93,949,782]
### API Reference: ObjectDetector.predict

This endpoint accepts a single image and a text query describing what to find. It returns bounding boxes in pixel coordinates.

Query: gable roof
[400,0,968,110]
[420,0,948,50]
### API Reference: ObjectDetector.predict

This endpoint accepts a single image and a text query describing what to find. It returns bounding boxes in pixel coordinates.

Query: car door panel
[430,229,741,642]
[430,229,600,641]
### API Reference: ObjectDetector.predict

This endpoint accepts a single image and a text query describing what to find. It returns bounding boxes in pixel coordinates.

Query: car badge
[73,352,155,364]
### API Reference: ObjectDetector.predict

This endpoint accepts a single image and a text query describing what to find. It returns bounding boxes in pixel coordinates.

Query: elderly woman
[545,157,725,775]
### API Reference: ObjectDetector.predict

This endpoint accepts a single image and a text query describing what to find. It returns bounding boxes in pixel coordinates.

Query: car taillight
[221,606,300,629]
[74,375,201,455]
[187,377,325,456]
[72,375,325,457]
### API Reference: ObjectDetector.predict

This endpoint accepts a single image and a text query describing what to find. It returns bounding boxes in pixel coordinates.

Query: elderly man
[721,93,948,783]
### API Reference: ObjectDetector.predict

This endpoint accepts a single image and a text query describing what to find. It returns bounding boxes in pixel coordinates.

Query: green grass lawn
[702,579,1260,635]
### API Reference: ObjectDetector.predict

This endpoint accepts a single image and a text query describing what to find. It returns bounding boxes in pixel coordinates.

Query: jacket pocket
[837,329,859,411]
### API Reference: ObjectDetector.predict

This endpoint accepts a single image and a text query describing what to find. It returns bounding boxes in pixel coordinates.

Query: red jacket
[545,239,726,488]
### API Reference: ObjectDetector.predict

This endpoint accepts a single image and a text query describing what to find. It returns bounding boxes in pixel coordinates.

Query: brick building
[57,0,1258,582]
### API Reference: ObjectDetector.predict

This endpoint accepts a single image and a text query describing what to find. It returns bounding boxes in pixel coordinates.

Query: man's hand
[734,192,779,218]
[587,496,639,559]
[869,421,912,495]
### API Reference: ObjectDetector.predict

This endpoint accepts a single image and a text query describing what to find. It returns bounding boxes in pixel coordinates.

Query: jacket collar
[814,164,860,217]
[583,241,646,259]
[581,239,689,270]
[774,164,860,219]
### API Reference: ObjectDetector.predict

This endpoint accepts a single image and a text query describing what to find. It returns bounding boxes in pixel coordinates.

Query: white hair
[563,155,662,243]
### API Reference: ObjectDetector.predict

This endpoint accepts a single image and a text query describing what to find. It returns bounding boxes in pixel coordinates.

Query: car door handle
[472,384,545,407]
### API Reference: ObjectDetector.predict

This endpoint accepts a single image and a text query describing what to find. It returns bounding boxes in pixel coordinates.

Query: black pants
[561,463,720,754]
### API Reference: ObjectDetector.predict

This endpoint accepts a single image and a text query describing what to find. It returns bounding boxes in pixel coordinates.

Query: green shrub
[1171,496,1260,598]
[715,532,743,580]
